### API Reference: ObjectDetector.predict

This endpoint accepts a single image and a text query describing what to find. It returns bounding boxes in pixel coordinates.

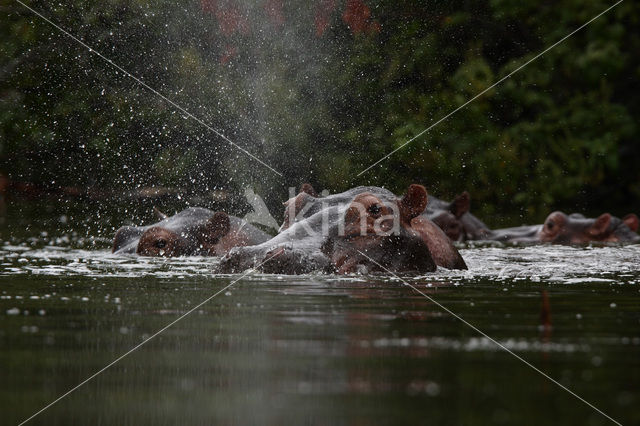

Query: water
[1,206,639,425]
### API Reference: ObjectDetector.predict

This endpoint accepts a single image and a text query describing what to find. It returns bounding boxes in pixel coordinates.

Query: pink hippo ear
[152,206,169,220]
[623,213,639,232]
[288,192,314,212]
[203,211,231,243]
[449,191,470,218]
[400,184,428,222]
[282,191,314,229]
[299,183,318,197]
[211,211,231,233]
[589,213,612,237]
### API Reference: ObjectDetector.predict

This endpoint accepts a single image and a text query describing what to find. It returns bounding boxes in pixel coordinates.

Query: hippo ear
[400,184,428,221]
[283,192,312,215]
[153,206,168,220]
[112,226,142,253]
[299,183,318,197]
[542,211,565,238]
[205,212,231,240]
[449,191,470,218]
[589,213,611,237]
[623,213,639,232]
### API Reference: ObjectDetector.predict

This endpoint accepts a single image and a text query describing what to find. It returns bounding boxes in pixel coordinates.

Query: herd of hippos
[112,184,640,274]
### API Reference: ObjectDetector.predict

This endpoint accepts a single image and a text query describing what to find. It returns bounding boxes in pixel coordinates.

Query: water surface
[1,236,639,425]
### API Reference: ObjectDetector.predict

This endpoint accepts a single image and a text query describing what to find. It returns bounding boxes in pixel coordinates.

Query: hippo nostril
[155,239,167,249]
[368,204,382,216]
[547,221,554,230]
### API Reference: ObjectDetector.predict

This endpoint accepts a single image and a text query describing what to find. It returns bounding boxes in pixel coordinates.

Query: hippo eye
[155,239,167,248]
[368,204,382,216]
[546,220,554,230]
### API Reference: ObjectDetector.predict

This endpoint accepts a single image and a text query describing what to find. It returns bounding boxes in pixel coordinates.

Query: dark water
[1,203,639,425]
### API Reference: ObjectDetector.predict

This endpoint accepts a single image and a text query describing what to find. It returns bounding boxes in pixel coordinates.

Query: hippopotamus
[423,191,491,241]
[481,211,640,244]
[219,184,466,274]
[112,207,271,256]
[281,184,487,242]
[278,183,378,232]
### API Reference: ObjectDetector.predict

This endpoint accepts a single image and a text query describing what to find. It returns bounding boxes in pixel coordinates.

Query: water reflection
[1,242,639,424]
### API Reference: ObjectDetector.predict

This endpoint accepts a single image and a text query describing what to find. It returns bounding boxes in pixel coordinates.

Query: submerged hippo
[424,191,491,242]
[281,184,487,242]
[278,184,384,231]
[482,211,640,244]
[218,184,466,274]
[112,207,271,256]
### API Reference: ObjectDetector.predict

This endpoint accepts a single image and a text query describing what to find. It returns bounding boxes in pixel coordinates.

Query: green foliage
[1,0,638,224]
[322,0,639,224]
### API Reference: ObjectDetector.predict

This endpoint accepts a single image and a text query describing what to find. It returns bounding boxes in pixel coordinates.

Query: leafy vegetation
[1,0,638,225]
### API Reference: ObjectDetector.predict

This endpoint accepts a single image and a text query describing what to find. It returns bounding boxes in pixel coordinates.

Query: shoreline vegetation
[1,1,639,226]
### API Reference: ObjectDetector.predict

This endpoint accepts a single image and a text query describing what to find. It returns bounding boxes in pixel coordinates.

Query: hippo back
[112,226,146,254]
[228,215,272,243]
[221,205,345,273]
[483,224,543,244]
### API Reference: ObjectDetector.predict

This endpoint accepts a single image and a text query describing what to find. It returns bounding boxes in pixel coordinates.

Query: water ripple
[1,242,639,284]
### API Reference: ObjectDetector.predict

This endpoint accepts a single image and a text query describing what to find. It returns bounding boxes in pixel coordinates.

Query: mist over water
[162,0,360,197]
[3,1,639,222]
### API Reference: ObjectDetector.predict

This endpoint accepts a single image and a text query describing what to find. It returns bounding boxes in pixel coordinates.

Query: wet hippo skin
[424,191,491,242]
[219,184,466,274]
[283,184,483,244]
[279,184,398,232]
[481,211,640,244]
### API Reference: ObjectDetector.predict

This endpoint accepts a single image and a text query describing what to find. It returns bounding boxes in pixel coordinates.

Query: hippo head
[539,211,640,244]
[322,184,436,274]
[194,211,232,252]
[136,227,192,256]
[430,211,464,242]
[623,214,639,231]
[136,211,232,256]
[429,191,470,241]
[607,213,639,243]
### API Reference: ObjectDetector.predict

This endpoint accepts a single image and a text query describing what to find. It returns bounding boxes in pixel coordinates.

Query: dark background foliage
[1,0,638,227]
